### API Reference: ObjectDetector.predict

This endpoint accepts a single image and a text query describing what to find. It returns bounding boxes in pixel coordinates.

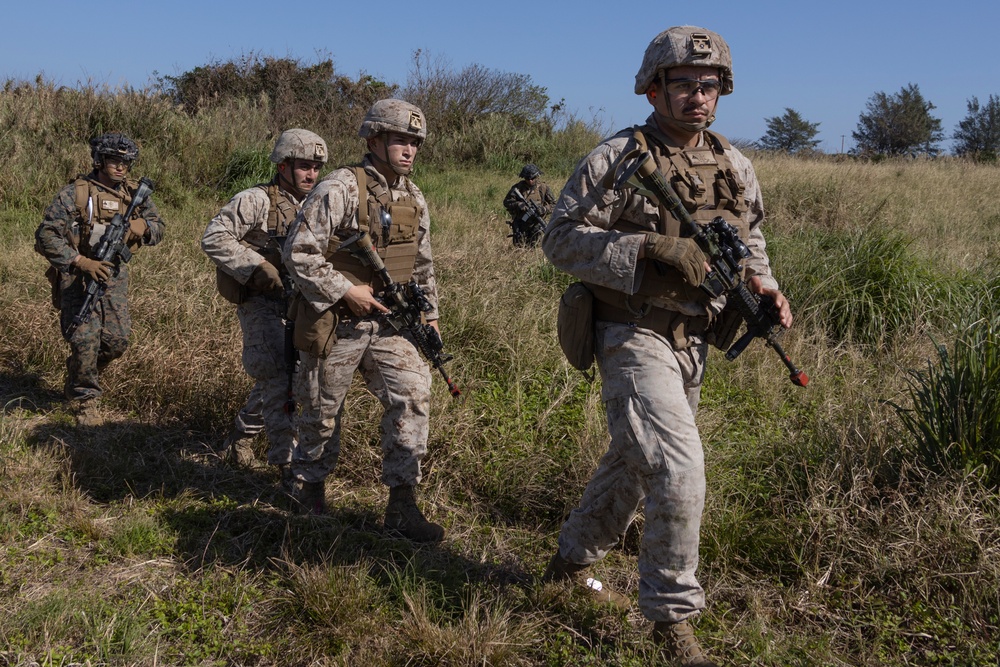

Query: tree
[953,95,1000,161]
[161,53,395,138]
[403,50,549,135]
[758,108,821,153]
[852,83,943,157]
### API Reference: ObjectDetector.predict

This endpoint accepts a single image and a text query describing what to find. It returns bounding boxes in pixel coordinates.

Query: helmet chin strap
[369,136,410,177]
[656,70,717,134]
[277,164,304,199]
[656,109,715,134]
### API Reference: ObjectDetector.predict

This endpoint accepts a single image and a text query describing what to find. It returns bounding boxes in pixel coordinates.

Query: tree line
[757,83,1000,160]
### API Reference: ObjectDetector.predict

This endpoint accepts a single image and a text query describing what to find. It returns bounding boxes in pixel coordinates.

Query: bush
[794,225,942,347]
[891,295,1000,484]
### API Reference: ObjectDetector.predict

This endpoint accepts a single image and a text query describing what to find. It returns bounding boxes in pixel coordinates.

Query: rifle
[613,151,808,387]
[66,177,154,337]
[509,187,547,246]
[338,228,461,398]
[242,227,300,418]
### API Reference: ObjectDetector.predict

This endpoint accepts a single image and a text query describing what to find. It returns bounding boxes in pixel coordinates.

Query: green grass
[2,81,1000,665]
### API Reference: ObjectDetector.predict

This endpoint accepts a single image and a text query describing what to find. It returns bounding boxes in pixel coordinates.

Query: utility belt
[588,283,710,350]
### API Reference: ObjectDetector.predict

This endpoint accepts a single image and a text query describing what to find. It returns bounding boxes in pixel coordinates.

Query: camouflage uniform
[35,172,165,403]
[542,116,779,624]
[503,173,556,247]
[201,181,304,466]
[282,154,438,488]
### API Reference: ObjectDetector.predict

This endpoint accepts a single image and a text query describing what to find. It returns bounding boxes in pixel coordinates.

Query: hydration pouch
[289,292,338,358]
[216,268,247,305]
[557,282,596,375]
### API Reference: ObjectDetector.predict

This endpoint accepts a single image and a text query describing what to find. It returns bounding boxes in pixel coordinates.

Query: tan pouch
[706,303,743,351]
[45,265,62,310]
[557,282,596,373]
[290,292,338,358]
[216,267,247,305]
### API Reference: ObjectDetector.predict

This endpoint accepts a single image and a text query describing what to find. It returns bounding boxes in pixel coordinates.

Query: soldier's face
[649,65,720,127]
[100,156,131,183]
[280,159,323,195]
[374,133,420,175]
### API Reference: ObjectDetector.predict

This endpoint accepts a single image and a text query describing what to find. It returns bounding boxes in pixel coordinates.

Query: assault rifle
[66,177,154,337]
[338,228,461,398]
[509,187,546,247]
[613,151,808,387]
[244,228,299,418]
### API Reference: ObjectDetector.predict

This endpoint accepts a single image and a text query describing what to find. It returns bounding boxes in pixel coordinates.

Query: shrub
[891,296,1000,484]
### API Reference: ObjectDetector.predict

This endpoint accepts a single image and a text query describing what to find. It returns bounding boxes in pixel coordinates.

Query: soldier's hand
[343,285,390,317]
[248,261,283,293]
[644,234,707,287]
[748,276,794,328]
[126,218,148,246]
[75,256,114,282]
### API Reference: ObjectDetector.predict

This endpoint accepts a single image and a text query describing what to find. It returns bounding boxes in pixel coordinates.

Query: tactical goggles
[663,78,722,99]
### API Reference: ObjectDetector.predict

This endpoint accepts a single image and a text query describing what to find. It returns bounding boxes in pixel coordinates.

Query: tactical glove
[126,218,148,246]
[248,261,283,294]
[76,256,114,282]
[644,234,707,287]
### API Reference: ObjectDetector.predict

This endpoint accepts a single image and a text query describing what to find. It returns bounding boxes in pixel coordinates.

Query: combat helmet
[634,26,734,96]
[519,164,542,180]
[90,132,139,168]
[270,129,328,164]
[358,99,427,143]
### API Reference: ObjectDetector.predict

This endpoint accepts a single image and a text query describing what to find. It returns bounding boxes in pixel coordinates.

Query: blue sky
[4,1,997,153]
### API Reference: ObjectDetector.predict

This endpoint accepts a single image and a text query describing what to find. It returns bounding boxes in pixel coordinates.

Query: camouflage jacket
[542,115,778,319]
[503,180,556,219]
[35,172,165,273]
[202,181,302,285]
[282,155,439,320]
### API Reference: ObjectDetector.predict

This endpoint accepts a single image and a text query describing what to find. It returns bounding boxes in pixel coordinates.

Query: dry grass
[1,92,999,664]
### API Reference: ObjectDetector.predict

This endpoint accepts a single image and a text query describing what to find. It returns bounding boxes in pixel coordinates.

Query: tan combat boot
[542,551,631,610]
[289,479,326,515]
[652,619,718,666]
[384,485,445,543]
[221,430,259,467]
[73,398,104,427]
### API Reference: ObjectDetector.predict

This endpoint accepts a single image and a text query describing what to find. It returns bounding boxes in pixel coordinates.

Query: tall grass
[892,299,1000,484]
[1,80,999,665]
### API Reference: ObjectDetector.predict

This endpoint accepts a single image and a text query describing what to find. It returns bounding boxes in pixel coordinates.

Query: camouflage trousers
[59,273,130,402]
[557,320,707,623]
[292,318,431,486]
[231,383,266,438]
[237,296,296,465]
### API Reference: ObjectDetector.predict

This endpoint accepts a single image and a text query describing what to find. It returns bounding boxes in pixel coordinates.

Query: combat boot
[277,464,295,494]
[652,620,717,666]
[73,398,104,427]
[289,479,326,515]
[384,485,445,543]
[542,551,631,610]
[222,430,258,467]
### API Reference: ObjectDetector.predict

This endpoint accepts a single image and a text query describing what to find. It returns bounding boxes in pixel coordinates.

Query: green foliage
[404,49,549,133]
[891,300,1000,484]
[5,75,1000,664]
[161,53,394,166]
[220,146,273,198]
[852,83,944,157]
[758,107,821,154]
[953,94,1000,161]
[797,225,939,347]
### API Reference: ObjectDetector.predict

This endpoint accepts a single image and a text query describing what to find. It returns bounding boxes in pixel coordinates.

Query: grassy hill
[1,81,998,666]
